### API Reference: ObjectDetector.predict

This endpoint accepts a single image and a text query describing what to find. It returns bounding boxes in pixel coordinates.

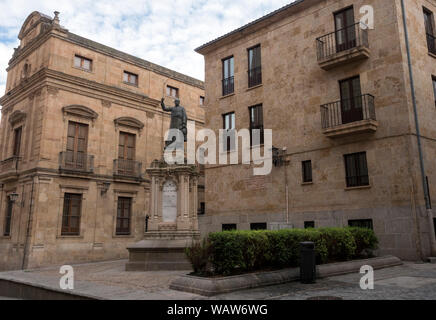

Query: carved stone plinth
[126,159,200,271]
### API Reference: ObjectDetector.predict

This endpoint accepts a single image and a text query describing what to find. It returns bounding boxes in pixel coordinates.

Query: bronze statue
[161,98,187,149]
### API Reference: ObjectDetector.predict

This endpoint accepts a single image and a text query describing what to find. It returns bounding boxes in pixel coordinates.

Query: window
[248,45,262,87]
[167,85,179,98]
[340,76,363,124]
[348,219,373,230]
[3,198,13,236]
[432,77,436,107]
[249,105,264,146]
[222,224,237,231]
[434,218,436,237]
[302,160,313,183]
[304,221,315,229]
[198,202,205,215]
[344,152,369,188]
[74,55,92,71]
[426,177,432,209]
[222,56,234,96]
[250,223,267,230]
[118,132,136,175]
[116,197,132,235]
[123,71,138,86]
[223,112,235,152]
[66,122,88,169]
[61,193,82,236]
[334,7,356,52]
[424,8,436,54]
[13,127,22,157]
[199,96,205,106]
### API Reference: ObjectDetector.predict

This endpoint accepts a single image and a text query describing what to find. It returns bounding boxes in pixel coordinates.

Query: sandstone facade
[197,0,436,260]
[0,12,205,270]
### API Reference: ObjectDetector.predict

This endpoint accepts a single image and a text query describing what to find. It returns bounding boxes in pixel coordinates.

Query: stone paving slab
[0,260,435,300]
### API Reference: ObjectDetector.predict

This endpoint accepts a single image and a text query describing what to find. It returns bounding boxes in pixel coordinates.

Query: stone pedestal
[126,159,200,271]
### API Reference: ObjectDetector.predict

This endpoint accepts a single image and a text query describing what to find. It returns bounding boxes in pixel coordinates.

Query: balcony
[248,66,262,88]
[0,156,20,181]
[59,151,94,174]
[113,159,142,179]
[222,76,234,96]
[427,33,436,56]
[321,94,378,138]
[316,22,369,70]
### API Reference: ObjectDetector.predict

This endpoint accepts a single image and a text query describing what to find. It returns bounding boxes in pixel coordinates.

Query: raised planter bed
[169,255,402,297]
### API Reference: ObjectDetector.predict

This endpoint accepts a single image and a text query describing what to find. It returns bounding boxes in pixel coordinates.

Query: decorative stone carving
[62,105,98,122]
[114,117,144,131]
[101,100,112,108]
[162,180,178,222]
[8,110,27,126]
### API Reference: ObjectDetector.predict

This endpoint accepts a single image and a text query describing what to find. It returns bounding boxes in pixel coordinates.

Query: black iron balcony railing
[222,76,234,96]
[316,22,369,61]
[248,66,262,87]
[427,33,436,55]
[321,94,375,129]
[113,159,142,178]
[59,151,94,173]
[0,156,20,173]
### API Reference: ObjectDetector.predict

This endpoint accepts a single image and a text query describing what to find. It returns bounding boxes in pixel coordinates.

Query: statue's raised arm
[161,98,173,112]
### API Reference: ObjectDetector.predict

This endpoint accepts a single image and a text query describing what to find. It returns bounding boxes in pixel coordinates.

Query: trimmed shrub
[347,227,378,257]
[317,227,357,262]
[185,238,210,275]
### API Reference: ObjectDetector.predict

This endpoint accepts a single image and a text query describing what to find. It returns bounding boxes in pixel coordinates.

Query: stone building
[196,0,436,260]
[0,11,205,270]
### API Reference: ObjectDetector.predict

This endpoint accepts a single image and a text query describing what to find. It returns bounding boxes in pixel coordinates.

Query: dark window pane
[249,105,264,146]
[13,127,22,157]
[116,197,132,235]
[4,199,13,236]
[348,219,373,230]
[304,221,315,229]
[222,224,237,231]
[344,152,369,188]
[302,160,313,183]
[61,193,82,236]
[222,57,234,95]
[250,223,267,230]
[248,45,262,87]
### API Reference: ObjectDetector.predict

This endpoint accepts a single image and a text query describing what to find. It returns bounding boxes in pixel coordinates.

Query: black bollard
[300,241,316,284]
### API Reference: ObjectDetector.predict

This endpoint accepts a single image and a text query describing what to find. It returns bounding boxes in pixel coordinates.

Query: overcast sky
[0,0,295,96]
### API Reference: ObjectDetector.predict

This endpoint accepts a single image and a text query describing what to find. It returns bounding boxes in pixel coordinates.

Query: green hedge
[191,227,378,276]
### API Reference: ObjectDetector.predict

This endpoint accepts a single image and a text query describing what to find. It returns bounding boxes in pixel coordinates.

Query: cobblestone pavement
[0,260,435,300]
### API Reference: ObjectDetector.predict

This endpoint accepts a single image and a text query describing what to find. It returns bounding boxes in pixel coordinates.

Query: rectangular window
[198,202,205,215]
[427,176,432,209]
[424,8,436,54]
[348,219,373,230]
[222,56,234,96]
[334,7,356,52]
[304,221,315,229]
[344,152,369,188]
[116,197,132,235]
[434,218,436,237]
[74,55,92,71]
[166,85,179,98]
[432,77,436,107]
[250,223,267,230]
[199,96,205,106]
[118,132,136,175]
[223,112,235,152]
[61,193,82,236]
[13,126,22,157]
[3,198,13,236]
[123,71,138,86]
[340,76,363,124]
[66,122,88,170]
[248,45,262,87]
[249,104,264,146]
[302,160,313,183]
[222,224,237,231]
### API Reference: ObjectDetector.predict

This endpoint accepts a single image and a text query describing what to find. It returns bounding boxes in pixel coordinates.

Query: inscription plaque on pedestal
[162,180,177,222]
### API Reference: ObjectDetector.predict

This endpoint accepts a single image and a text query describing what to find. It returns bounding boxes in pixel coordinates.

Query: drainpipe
[400,0,436,256]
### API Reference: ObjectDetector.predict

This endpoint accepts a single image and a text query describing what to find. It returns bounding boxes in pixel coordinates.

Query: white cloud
[0,0,294,94]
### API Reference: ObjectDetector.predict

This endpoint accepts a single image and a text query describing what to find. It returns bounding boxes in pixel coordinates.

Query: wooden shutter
[13,127,22,157]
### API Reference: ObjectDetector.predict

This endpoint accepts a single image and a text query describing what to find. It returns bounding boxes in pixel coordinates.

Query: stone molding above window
[114,117,145,132]
[62,105,98,123]
[8,110,27,126]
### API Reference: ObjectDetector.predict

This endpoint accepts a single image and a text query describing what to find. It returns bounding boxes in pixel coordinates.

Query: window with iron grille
[250,223,267,230]
[13,126,22,157]
[249,105,264,146]
[223,112,235,152]
[348,219,373,230]
[424,8,436,54]
[222,224,237,231]
[222,56,234,96]
[304,221,315,229]
[432,76,436,107]
[61,193,82,236]
[344,152,369,188]
[302,160,313,183]
[167,85,179,98]
[123,71,138,86]
[248,45,262,87]
[3,198,13,236]
[116,197,132,235]
[74,55,92,71]
[198,202,205,215]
